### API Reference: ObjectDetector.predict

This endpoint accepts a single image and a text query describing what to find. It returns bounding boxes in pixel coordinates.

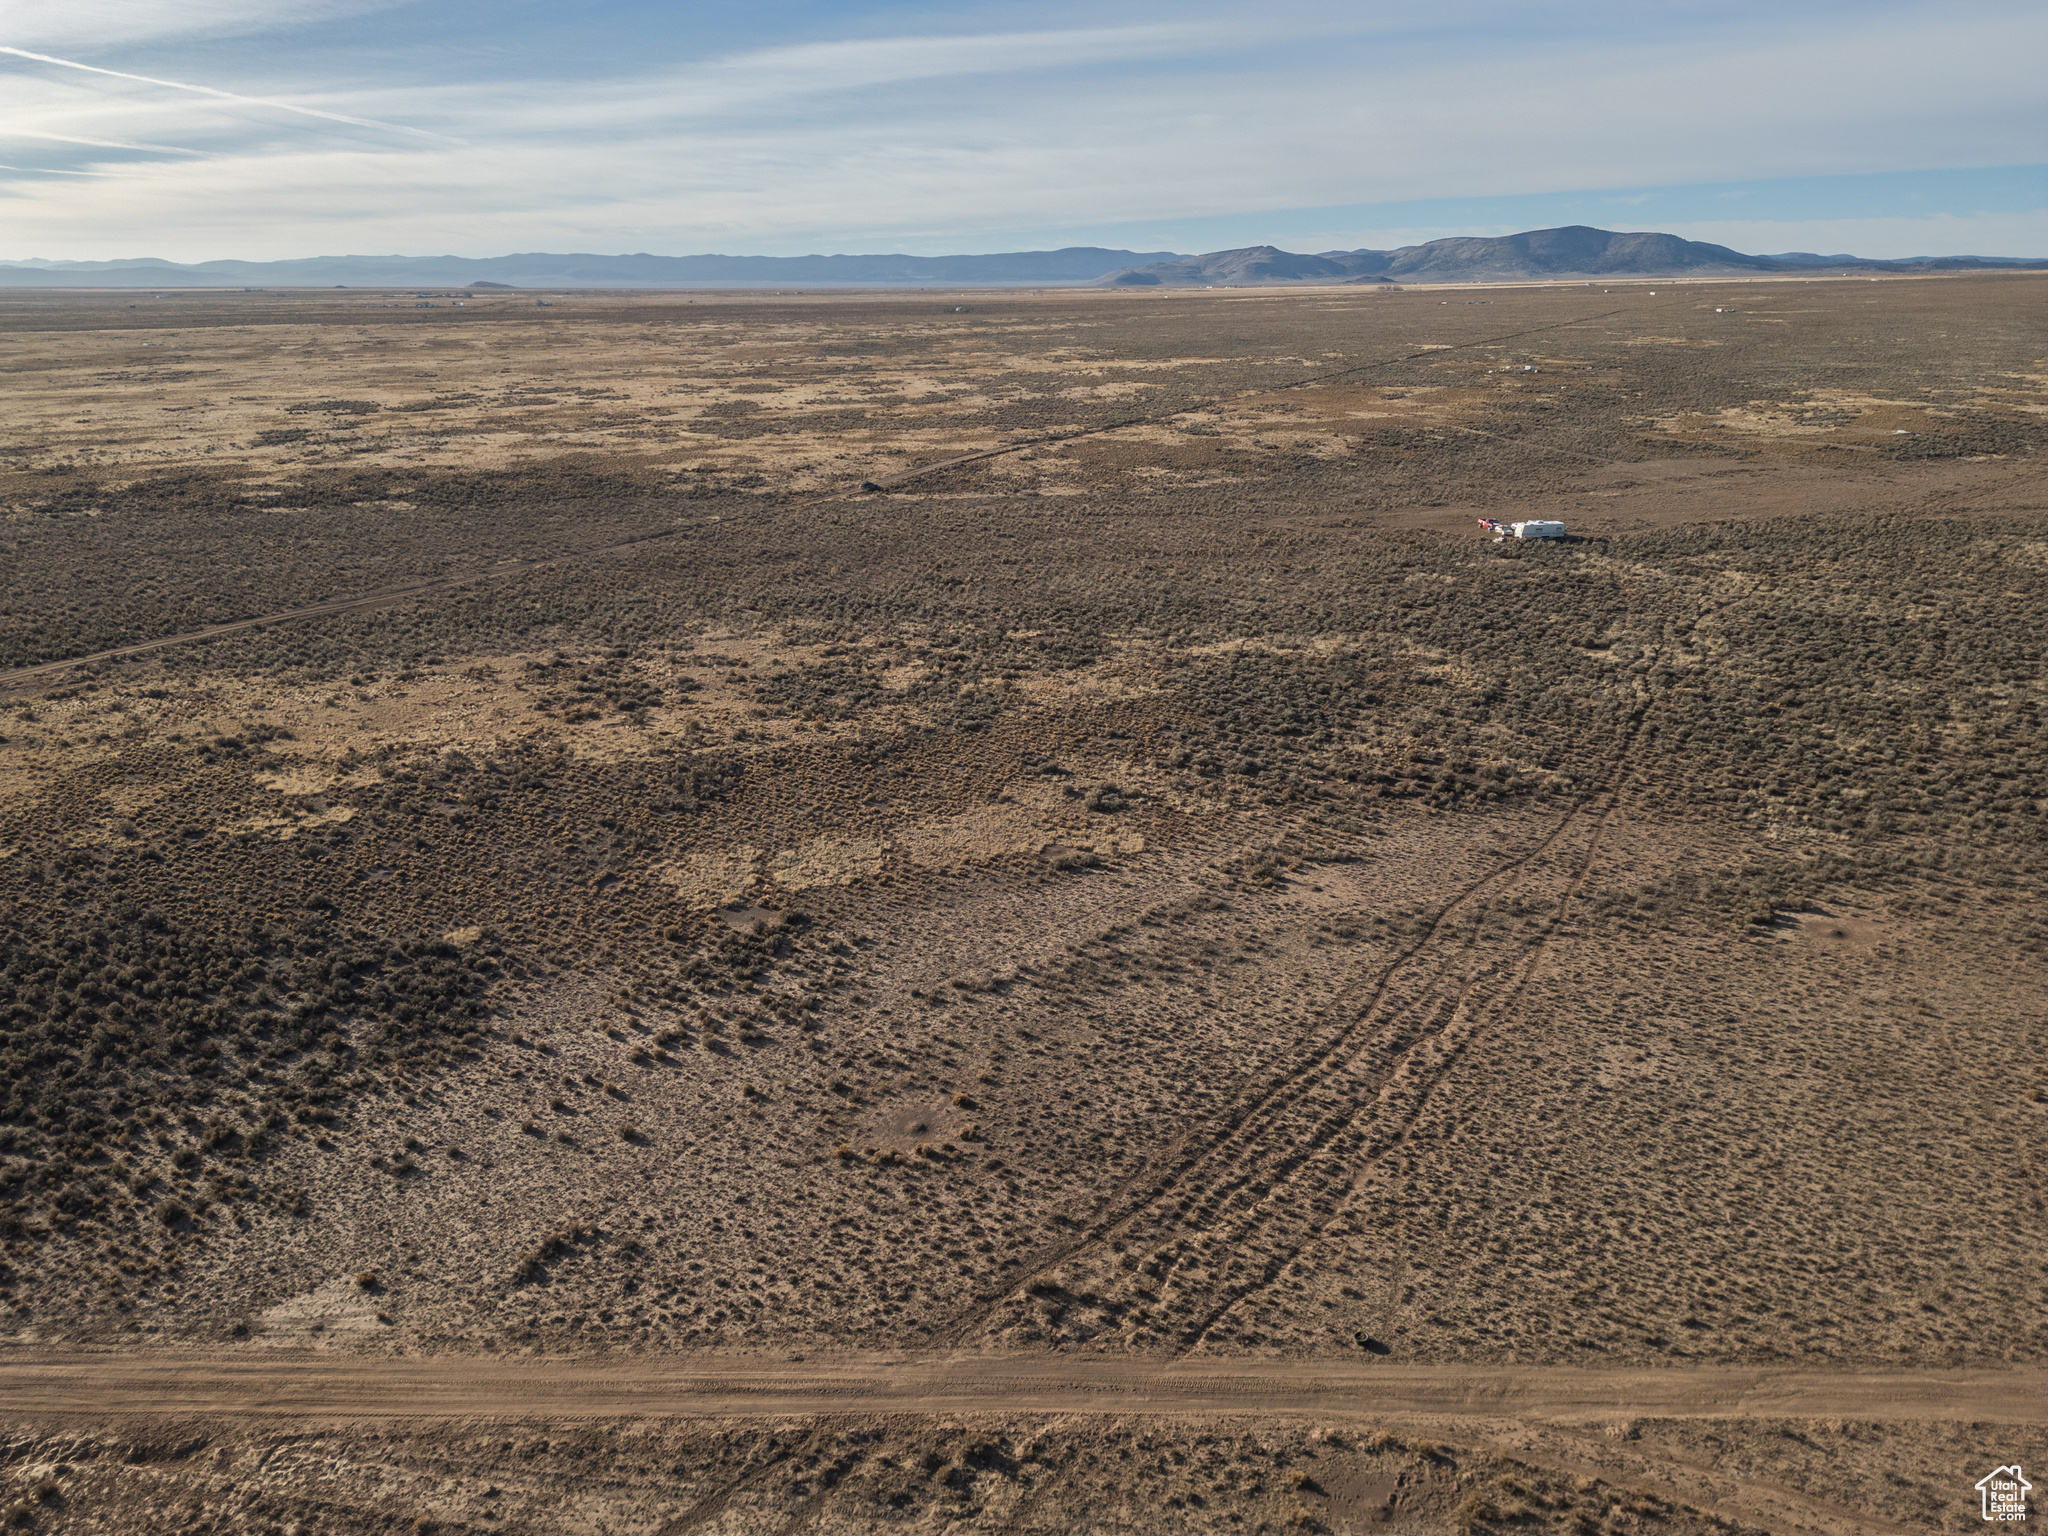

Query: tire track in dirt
[0,522,692,691]
[1047,585,1671,1351]
[1164,791,1627,1353]
[1172,787,1629,1354]
[929,779,1624,1347]
[1175,574,1773,1353]
[1462,1425,1934,1536]
[652,1418,854,1536]
[1001,824,1584,1315]
[1150,924,1547,1330]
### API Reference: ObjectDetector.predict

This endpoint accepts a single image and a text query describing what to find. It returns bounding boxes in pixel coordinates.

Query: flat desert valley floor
[0,276,2042,1533]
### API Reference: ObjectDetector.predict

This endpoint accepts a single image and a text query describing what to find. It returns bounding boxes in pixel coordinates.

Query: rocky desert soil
[0,274,2042,1533]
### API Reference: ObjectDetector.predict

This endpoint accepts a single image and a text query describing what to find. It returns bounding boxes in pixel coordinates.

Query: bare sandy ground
[3,1351,2038,1423]
[2,1354,2039,1535]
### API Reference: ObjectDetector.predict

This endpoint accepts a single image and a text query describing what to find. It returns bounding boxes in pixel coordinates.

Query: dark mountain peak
[1094,225,2045,287]
[1100,245,1391,286]
[1371,226,1774,280]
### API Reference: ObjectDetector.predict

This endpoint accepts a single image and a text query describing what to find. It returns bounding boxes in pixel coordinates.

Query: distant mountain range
[0,227,2039,290]
[1093,226,2047,286]
[0,247,1177,289]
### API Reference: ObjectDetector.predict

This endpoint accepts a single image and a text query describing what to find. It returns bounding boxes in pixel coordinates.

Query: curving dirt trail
[929,629,1661,1353]
[0,528,692,691]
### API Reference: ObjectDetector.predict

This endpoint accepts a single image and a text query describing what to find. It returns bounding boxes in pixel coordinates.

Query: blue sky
[2,0,2043,260]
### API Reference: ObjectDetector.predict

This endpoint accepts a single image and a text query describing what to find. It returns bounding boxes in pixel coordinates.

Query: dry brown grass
[0,274,2043,1534]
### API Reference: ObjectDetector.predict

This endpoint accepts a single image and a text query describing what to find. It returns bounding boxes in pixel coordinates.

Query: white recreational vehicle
[1477,518,1566,541]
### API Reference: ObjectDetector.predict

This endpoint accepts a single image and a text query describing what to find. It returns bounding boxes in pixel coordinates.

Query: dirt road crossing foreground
[1,1354,2039,1425]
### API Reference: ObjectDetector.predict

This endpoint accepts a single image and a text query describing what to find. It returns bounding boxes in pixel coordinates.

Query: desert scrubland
[0,276,2043,1533]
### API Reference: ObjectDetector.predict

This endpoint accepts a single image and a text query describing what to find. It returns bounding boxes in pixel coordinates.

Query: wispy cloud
[1658,212,2048,259]
[6,127,209,156]
[5,0,408,51]
[424,18,1340,138]
[645,22,1261,118]
[1,1,2042,259]
[0,45,454,140]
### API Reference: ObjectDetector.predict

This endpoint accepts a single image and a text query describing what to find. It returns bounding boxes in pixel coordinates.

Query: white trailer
[1477,518,1567,540]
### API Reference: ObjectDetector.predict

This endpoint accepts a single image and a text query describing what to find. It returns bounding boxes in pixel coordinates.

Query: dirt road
[0,534,678,690]
[0,302,1661,692]
[1,1352,2037,1426]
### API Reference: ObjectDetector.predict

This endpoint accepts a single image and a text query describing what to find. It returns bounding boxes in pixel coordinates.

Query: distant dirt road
[0,303,1655,692]
[1,1353,2038,1425]
[0,573,506,688]
[0,529,683,690]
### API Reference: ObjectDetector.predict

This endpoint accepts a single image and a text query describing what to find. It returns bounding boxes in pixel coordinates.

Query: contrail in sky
[13,128,208,156]
[0,46,457,141]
